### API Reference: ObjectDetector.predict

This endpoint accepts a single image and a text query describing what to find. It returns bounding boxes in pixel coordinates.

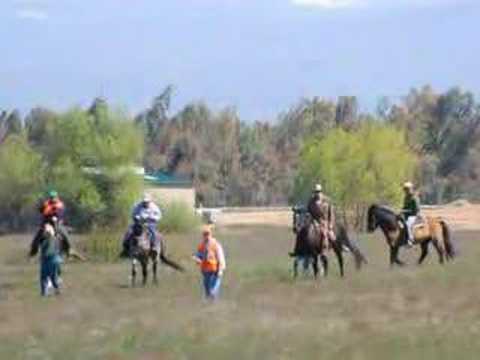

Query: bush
[159,201,201,234]
[84,228,123,262]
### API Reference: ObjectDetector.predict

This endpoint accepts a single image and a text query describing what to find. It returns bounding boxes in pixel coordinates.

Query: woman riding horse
[367,186,456,267]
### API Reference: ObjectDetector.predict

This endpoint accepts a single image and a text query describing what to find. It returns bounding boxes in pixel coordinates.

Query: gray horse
[125,221,184,286]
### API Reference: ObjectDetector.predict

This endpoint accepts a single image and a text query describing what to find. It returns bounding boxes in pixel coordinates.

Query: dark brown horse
[367,204,457,267]
[126,221,184,286]
[290,206,367,278]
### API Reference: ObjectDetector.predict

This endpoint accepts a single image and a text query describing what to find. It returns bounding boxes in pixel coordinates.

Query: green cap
[47,190,58,198]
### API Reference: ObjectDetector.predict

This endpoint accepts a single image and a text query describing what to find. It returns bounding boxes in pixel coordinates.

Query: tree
[389,86,480,203]
[136,85,174,144]
[0,136,45,230]
[295,122,416,229]
[335,96,358,128]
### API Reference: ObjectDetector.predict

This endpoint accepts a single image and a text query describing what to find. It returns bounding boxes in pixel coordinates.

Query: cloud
[16,8,49,20]
[291,0,364,8]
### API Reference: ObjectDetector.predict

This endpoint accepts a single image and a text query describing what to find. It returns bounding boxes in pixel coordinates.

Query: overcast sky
[1,0,479,119]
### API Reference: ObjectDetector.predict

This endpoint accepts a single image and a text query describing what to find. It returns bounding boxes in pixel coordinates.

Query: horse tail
[337,224,368,270]
[159,253,185,272]
[440,220,457,260]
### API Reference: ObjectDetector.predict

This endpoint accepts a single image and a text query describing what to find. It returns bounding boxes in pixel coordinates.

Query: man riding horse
[307,184,336,250]
[401,181,421,247]
[121,193,162,257]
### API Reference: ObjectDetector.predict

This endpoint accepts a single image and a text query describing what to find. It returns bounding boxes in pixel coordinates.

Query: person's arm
[150,204,162,222]
[132,203,140,221]
[192,244,203,264]
[328,204,335,229]
[216,242,226,275]
[56,202,65,221]
[413,196,421,215]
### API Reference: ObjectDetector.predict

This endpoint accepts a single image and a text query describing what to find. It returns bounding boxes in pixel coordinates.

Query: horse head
[292,205,308,234]
[131,221,150,251]
[367,204,400,233]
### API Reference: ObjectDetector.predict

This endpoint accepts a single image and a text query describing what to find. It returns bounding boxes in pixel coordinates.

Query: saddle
[311,218,336,252]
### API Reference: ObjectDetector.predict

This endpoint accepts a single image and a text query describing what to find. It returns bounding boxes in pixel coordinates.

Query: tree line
[1,85,479,231]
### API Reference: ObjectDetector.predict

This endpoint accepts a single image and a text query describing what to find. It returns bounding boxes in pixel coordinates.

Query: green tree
[295,122,416,228]
[0,136,45,230]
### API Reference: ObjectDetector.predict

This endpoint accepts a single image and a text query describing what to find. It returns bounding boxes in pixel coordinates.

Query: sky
[1,0,480,120]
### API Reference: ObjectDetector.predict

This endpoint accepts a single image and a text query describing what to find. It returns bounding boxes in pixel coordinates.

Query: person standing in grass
[193,226,226,300]
[30,222,62,296]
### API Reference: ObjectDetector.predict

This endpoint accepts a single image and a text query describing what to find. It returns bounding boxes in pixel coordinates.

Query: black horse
[367,204,456,267]
[125,221,184,286]
[290,206,367,278]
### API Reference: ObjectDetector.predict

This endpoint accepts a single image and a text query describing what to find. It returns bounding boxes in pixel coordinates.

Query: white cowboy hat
[313,184,323,192]
[143,192,153,202]
[403,181,414,189]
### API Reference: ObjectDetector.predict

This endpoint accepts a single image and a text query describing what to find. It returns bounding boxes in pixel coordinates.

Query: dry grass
[1,224,480,359]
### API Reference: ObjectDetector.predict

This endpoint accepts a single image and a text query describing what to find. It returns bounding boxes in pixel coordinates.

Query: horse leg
[302,256,311,276]
[390,244,404,267]
[312,256,319,279]
[389,245,395,267]
[152,255,158,285]
[142,260,148,286]
[432,238,445,265]
[418,241,429,265]
[332,242,344,277]
[293,257,299,278]
[131,259,137,287]
[320,254,329,278]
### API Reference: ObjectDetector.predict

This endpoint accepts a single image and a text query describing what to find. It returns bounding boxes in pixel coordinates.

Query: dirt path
[216,204,480,230]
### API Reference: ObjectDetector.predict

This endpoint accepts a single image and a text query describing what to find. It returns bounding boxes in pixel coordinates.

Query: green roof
[144,171,192,186]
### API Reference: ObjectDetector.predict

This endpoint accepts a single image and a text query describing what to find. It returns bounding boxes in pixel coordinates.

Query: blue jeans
[40,255,60,296]
[145,223,159,249]
[202,272,222,300]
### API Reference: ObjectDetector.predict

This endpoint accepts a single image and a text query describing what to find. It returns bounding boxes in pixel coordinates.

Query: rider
[122,193,162,256]
[307,184,336,249]
[401,182,421,247]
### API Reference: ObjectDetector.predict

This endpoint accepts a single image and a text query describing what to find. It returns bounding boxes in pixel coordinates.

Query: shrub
[159,201,201,234]
[84,228,123,262]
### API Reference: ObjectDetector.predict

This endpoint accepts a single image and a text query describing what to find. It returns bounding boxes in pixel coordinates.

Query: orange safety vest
[197,238,220,273]
[42,199,64,218]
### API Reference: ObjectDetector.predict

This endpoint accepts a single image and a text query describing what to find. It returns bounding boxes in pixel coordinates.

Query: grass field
[1,224,479,360]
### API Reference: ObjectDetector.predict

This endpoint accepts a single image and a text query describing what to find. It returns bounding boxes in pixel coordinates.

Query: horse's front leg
[152,254,158,285]
[142,260,148,287]
[320,254,329,278]
[418,241,429,265]
[312,256,319,279]
[391,244,405,267]
[131,259,137,287]
[293,257,299,278]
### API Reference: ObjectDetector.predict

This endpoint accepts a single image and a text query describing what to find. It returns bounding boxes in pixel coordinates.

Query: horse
[126,221,184,287]
[290,206,367,278]
[366,204,457,267]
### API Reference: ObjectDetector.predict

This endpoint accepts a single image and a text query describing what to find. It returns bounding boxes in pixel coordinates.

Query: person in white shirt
[121,193,162,256]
